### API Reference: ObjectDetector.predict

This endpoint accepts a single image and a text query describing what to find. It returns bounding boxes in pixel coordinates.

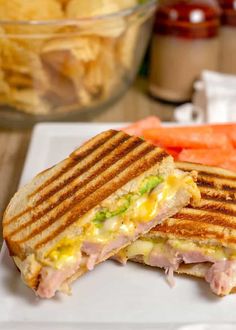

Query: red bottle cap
[154,2,220,39]
[218,0,236,26]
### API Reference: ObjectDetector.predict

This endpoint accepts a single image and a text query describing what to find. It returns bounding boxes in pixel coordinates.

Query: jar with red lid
[149,1,220,102]
[218,0,236,74]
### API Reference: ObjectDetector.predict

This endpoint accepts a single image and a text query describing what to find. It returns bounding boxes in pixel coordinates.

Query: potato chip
[116,25,140,70]
[75,87,91,106]
[0,0,63,21]
[66,0,126,37]
[62,58,91,105]
[8,88,51,115]
[83,20,127,38]
[66,0,138,17]
[0,37,32,74]
[41,50,71,76]
[41,35,102,105]
[41,45,89,106]
[0,0,63,37]
[0,67,10,95]
[116,0,138,10]
[100,39,120,95]
[0,0,145,117]
[84,38,118,98]
[43,64,78,106]
[42,36,101,62]
[84,60,103,97]
[56,0,70,7]
[66,0,119,18]
[28,54,51,94]
[6,72,32,89]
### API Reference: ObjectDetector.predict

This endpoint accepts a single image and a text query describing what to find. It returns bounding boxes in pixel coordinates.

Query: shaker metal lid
[154,2,220,38]
[218,0,236,26]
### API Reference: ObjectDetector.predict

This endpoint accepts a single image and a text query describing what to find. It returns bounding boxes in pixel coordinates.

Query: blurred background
[0,0,235,127]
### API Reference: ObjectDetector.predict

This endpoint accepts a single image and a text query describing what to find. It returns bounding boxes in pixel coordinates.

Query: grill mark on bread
[178,163,236,192]
[200,190,236,204]
[179,168,236,181]
[5,130,119,225]
[30,130,118,197]
[197,174,236,192]
[33,132,131,205]
[198,171,236,181]
[177,162,236,180]
[174,210,236,230]
[4,208,34,227]
[197,179,216,189]
[146,165,236,244]
[221,184,236,192]
[34,150,168,249]
[188,200,236,217]
[151,219,225,240]
[16,147,167,246]
[8,135,143,237]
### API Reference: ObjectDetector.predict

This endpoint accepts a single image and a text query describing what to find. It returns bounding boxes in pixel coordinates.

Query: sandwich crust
[4,130,169,259]
[5,130,197,294]
[128,162,236,295]
[131,257,236,294]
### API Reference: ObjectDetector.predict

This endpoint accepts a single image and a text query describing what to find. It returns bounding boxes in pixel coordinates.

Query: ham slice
[205,260,236,296]
[37,261,81,299]
[146,246,211,270]
[131,241,232,293]
[181,251,213,264]
[129,239,236,295]
[36,202,178,298]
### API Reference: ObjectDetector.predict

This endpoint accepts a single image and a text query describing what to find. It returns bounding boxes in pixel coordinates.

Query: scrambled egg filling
[46,173,199,269]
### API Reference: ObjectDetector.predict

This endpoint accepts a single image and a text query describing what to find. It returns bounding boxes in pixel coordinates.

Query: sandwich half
[119,162,236,296]
[3,130,199,298]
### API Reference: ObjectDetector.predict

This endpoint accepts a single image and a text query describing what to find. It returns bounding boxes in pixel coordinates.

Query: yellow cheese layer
[45,173,199,269]
[126,238,235,262]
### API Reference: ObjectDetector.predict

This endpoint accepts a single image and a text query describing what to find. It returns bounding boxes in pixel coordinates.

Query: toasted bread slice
[121,162,236,296]
[3,131,199,298]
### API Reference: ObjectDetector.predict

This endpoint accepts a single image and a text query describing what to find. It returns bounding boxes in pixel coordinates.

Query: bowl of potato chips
[0,0,157,127]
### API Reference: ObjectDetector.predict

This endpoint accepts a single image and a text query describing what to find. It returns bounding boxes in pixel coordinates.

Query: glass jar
[218,0,236,74]
[149,2,220,103]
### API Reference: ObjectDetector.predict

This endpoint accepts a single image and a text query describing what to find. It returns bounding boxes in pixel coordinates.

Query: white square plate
[0,123,235,330]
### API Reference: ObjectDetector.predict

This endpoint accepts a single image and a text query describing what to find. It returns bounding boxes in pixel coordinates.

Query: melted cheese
[126,238,234,263]
[161,174,200,203]
[120,221,135,235]
[45,173,199,268]
[168,239,227,261]
[47,238,81,269]
[126,240,154,259]
[131,174,199,222]
[131,194,159,222]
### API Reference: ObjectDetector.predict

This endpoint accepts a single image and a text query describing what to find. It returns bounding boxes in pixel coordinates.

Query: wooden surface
[0,85,175,246]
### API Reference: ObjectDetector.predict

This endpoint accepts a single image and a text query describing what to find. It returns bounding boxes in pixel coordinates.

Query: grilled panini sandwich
[3,130,199,299]
[120,162,236,296]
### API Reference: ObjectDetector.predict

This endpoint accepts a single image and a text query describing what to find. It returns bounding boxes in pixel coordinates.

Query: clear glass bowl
[0,0,157,128]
